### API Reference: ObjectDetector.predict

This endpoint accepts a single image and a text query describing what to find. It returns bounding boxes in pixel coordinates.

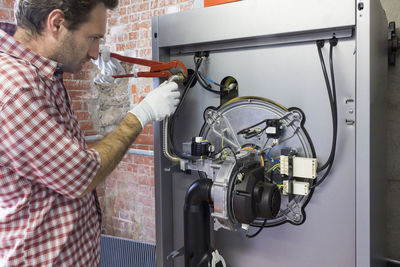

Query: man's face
[53,3,107,73]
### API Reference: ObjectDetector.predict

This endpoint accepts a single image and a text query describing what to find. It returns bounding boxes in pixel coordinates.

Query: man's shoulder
[0,52,40,102]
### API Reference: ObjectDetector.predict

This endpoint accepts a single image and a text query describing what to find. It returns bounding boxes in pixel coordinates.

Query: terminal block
[280,155,317,179]
[282,180,310,196]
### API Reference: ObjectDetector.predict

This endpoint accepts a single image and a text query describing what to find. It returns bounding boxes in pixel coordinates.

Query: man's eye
[90,36,102,41]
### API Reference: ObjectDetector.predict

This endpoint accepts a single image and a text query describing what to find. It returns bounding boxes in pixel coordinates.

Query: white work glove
[129,81,180,128]
[91,46,125,85]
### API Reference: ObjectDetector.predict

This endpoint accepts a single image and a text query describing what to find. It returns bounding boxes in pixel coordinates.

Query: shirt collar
[0,22,63,80]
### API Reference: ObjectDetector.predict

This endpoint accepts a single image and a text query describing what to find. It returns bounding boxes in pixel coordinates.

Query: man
[0,0,180,266]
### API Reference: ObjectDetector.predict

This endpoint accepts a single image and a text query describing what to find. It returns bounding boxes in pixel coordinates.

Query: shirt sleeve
[0,88,101,199]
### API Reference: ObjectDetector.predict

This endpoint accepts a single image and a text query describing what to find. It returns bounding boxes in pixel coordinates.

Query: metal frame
[152,1,387,266]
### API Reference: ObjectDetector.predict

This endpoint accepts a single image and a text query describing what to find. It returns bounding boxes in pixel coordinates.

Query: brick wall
[0,0,13,21]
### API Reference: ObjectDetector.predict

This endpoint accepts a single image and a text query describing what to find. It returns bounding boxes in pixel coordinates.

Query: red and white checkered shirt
[0,23,102,266]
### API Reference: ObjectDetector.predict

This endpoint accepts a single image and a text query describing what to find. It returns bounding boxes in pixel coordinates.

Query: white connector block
[282,180,310,196]
[280,155,317,179]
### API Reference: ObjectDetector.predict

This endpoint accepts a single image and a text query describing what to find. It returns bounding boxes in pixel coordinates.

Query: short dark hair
[15,0,118,35]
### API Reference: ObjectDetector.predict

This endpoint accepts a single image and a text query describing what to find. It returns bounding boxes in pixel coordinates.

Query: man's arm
[79,80,180,197]
[80,113,141,196]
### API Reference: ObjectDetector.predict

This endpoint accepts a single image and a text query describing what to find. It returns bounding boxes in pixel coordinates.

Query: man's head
[14,0,118,73]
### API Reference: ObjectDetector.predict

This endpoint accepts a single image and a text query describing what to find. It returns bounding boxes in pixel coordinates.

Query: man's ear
[45,9,66,37]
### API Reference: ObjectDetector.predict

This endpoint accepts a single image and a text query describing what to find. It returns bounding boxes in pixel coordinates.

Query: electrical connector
[282,180,310,196]
[280,155,317,179]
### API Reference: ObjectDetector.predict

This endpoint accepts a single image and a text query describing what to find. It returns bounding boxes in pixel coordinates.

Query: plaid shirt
[0,23,102,266]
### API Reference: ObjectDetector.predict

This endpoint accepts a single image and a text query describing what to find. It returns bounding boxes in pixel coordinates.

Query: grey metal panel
[166,39,356,267]
[158,0,356,48]
[153,1,387,266]
[355,1,388,266]
[153,17,174,267]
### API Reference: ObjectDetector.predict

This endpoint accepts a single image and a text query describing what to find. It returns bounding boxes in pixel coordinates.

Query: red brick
[134,134,154,146]
[134,156,154,165]
[119,7,127,15]
[138,185,152,196]
[82,102,89,111]
[152,9,166,17]
[106,176,116,188]
[73,71,92,80]
[120,0,130,6]
[84,130,98,136]
[0,9,10,20]
[138,176,154,187]
[108,16,118,26]
[139,49,152,58]
[139,29,151,40]
[137,165,151,176]
[139,3,150,11]
[140,11,151,21]
[116,44,126,51]
[180,3,193,11]
[150,2,158,9]
[3,0,14,9]
[76,111,92,121]
[129,32,139,41]
[120,15,129,24]
[138,195,154,206]
[63,73,73,79]
[139,21,151,29]
[131,22,140,31]
[135,145,151,150]
[71,101,82,111]
[125,41,137,50]
[82,61,94,70]
[64,80,91,90]
[80,121,94,131]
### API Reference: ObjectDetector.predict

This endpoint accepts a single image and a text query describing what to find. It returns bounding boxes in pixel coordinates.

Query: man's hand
[129,81,180,128]
[91,46,125,85]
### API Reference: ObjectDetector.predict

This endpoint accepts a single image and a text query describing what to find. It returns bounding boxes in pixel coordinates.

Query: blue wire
[267,146,280,162]
[206,77,215,84]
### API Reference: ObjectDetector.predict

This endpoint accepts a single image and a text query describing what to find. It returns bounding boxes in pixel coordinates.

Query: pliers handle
[110,52,188,79]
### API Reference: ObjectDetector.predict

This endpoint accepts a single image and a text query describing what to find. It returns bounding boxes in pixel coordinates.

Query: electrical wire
[266,163,280,174]
[168,54,230,159]
[214,146,238,164]
[312,38,338,188]
[266,145,280,162]
[193,55,226,95]
[246,218,267,238]
[167,64,198,160]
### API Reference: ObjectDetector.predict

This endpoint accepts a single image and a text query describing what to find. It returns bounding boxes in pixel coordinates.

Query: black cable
[168,54,227,159]
[193,55,226,95]
[168,66,198,160]
[312,38,338,188]
[246,218,267,238]
[315,40,336,172]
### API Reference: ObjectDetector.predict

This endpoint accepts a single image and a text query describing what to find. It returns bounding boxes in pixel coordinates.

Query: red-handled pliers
[109,52,188,80]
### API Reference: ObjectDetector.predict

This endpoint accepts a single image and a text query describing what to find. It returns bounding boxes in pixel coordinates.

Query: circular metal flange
[200,97,315,228]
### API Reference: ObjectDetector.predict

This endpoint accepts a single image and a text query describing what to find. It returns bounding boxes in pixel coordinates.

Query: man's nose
[88,43,100,60]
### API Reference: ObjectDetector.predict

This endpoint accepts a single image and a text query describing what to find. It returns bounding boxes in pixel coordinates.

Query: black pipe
[184,178,213,267]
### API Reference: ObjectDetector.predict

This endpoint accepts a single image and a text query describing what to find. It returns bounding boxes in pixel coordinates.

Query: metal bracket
[167,246,184,261]
[345,98,355,125]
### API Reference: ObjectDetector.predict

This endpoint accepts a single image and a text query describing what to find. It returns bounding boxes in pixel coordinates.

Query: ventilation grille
[100,235,156,267]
